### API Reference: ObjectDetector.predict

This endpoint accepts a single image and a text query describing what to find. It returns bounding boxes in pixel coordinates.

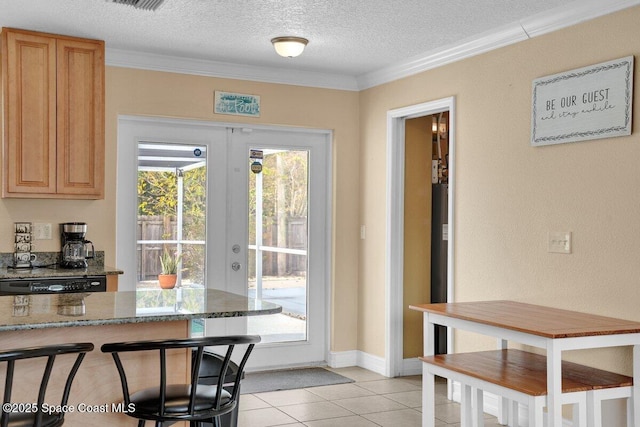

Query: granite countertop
[0,265,123,280]
[0,288,281,331]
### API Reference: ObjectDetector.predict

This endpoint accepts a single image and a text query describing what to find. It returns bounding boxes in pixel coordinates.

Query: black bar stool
[101,335,260,427]
[0,342,94,427]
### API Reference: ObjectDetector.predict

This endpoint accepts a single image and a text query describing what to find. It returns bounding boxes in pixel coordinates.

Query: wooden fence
[137,216,307,282]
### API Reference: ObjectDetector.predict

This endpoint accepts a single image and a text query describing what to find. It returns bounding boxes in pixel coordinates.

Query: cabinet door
[2,30,57,196]
[56,37,105,198]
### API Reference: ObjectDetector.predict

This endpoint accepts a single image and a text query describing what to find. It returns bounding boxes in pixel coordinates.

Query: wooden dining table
[409,300,640,427]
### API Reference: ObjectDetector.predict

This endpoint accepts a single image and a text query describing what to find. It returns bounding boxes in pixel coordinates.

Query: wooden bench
[420,349,632,427]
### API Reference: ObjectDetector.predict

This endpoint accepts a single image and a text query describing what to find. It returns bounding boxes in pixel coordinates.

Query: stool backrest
[0,342,94,427]
[101,335,260,420]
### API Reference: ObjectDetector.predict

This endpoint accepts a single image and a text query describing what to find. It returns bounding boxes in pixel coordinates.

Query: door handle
[231,262,241,271]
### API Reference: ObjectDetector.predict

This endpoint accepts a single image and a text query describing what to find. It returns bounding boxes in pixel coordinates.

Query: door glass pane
[247,149,309,343]
[135,143,207,322]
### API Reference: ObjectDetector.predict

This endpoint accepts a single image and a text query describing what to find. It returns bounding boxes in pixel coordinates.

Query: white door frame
[385,97,456,377]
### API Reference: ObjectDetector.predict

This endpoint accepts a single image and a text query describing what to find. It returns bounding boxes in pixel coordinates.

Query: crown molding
[105,48,360,91]
[356,0,640,90]
[105,0,640,92]
[356,23,528,90]
[522,0,640,38]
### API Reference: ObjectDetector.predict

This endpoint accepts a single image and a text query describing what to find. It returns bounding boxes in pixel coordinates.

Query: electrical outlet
[548,231,571,254]
[33,223,52,240]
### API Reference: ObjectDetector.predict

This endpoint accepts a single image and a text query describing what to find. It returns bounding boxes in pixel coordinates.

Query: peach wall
[359,5,640,374]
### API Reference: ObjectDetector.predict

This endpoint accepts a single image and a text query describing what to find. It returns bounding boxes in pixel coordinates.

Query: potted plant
[158,250,182,289]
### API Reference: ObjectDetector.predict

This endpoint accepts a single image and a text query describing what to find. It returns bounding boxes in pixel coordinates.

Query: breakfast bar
[0,288,281,426]
[410,300,640,427]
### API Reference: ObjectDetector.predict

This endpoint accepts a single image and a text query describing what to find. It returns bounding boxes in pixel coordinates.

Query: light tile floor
[238,367,503,427]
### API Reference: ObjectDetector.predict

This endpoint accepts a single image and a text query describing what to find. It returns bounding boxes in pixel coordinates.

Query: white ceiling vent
[110,0,166,11]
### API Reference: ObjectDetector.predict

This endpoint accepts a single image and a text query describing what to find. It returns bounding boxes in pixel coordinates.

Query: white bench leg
[587,387,633,427]
[529,396,544,427]
[573,392,586,427]
[498,396,510,425]
[508,399,519,426]
[422,365,435,427]
[472,387,484,427]
[587,390,599,427]
[461,383,472,426]
[627,393,633,427]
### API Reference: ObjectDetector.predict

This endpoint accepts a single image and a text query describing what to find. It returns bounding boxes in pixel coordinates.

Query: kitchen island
[0,288,281,426]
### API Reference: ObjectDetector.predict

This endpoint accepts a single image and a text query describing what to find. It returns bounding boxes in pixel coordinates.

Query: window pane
[247,149,309,343]
[136,143,207,293]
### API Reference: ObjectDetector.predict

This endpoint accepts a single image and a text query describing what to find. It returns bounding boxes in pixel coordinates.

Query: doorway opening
[403,112,449,363]
[385,97,455,377]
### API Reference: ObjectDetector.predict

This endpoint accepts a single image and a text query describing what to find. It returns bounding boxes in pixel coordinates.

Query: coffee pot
[60,223,94,269]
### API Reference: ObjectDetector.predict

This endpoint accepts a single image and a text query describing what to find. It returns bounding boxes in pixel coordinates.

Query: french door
[116,117,331,370]
[222,128,330,369]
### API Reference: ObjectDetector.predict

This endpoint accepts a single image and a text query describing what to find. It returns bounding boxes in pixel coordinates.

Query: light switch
[548,231,571,254]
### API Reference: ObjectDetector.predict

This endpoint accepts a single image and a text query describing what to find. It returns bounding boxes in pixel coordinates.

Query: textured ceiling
[2,0,638,89]
[0,0,581,79]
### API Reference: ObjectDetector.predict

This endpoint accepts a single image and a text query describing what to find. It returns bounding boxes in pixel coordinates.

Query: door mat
[240,367,354,394]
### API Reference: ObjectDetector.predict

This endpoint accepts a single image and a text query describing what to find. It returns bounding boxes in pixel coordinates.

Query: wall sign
[531,56,633,146]
[214,91,261,117]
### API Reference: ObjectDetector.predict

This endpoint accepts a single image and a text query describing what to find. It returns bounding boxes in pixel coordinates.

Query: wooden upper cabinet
[1,28,105,199]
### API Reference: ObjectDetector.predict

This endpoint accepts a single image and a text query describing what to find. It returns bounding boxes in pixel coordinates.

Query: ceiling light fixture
[271,36,309,58]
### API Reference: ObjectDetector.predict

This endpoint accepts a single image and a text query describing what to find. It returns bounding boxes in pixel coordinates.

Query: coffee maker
[60,223,94,269]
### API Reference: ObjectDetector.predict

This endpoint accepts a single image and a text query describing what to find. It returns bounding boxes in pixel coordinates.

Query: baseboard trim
[327,350,358,368]
[328,350,386,375]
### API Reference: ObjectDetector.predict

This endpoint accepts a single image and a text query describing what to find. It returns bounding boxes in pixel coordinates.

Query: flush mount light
[271,36,309,58]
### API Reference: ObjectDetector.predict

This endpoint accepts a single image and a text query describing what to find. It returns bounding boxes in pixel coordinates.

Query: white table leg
[547,343,563,427]
[423,313,436,427]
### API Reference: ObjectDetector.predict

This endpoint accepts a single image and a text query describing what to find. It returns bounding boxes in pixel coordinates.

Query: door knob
[231,262,241,271]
